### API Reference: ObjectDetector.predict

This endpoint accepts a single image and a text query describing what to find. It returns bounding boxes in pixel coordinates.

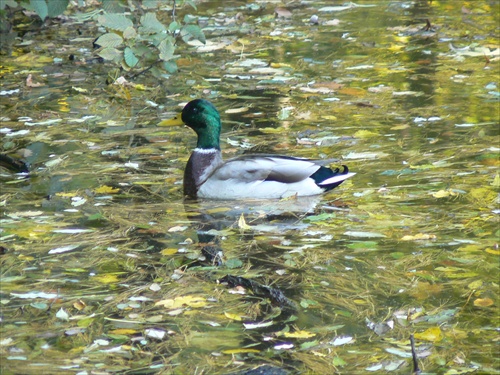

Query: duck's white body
[186,149,355,200]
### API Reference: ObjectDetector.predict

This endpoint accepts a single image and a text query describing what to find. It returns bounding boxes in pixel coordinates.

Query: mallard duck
[160,99,355,199]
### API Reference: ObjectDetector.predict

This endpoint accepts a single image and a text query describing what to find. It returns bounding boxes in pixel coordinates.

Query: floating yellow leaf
[238,214,252,230]
[94,185,120,194]
[73,300,86,310]
[491,173,500,188]
[473,298,494,307]
[411,164,436,170]
[435,266,463,272]
[353,299,369,305]
[467,280,483,290]
[72,86,88,93]
[338,87,366,96]
[270,62,293,69]
[161,248,178,255]
[485,248,500,255]
[259,127,285,134]
[414,327,443,342]
[431,189,458,198]
[401,233,437,241]
[109,329,138,335]
[390,124,410,130]
[283,330,316,338]
[468,187,497,203]
[56,192,78,197]
[224,312,242,321]
[409,282,443,300]
[354,130,379,138]
[93,274,120,284]
[155,295,207,308]
[388,44,405,52]
[222,348,260,354]
[458,244,481,252]
[321,115,337,121]
[18,254,35,261]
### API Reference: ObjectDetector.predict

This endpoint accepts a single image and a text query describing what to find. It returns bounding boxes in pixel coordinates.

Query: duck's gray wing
[210,155,322,183]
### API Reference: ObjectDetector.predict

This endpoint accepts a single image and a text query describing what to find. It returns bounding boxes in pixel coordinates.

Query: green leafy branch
[2,0,206,78]
[94,0,206,77]
[1,0,69,21]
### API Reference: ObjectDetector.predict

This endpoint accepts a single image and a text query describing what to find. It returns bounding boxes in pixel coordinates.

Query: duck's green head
[160,99,221,150]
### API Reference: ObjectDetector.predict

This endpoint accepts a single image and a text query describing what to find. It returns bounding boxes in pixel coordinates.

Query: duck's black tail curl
[311,165,352,191]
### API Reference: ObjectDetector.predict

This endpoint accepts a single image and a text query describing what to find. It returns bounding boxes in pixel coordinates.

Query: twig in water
[410,334,421,374]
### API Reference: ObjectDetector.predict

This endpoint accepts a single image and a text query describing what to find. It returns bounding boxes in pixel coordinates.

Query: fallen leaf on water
[168,226,188,232]
[222,348,260,354]
[432,189,459,198]
[339,87,365,96]
[48,244,80,254]
[468,280,483,290]
[473,298,494,307]
[94,185,120,194]
[344,231,386,238]
[155,295,207,308]
[354,130,379,138]
[390,124,410,130]
[401,233,437,241]
[56,308,70,321]
[409,282,443,300]
[491,173,500,187]
[109,329,137,335]
[224,312,242,321]
[414,327,443,342]
[145,328,166,340]
[26,74,44,87]
[238,214,252,230]
[331,336,354,346]
[485,248,500,255]
[93,274,120,284]
[283,330,316,339]
[225,106,248,114]
[161,248,178,255]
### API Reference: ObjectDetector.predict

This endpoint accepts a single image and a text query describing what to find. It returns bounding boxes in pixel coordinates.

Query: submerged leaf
[414,327,443,342]
[283,330,316,339]
[473,298,494,307]
[155,295,207,308]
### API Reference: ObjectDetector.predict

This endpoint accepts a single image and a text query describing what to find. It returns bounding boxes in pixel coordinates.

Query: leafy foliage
[2,0,205,77]
[14,0,70,20]
[95,0,206,77]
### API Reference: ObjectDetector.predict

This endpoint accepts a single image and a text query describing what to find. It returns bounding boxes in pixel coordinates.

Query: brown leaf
[473,298,494,307]
[26,74,44,87]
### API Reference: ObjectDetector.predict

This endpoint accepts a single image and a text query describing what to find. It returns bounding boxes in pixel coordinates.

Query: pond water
[1,1,499,374]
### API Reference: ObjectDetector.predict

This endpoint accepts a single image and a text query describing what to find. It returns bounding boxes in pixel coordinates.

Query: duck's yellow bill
[158,113,184,127]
